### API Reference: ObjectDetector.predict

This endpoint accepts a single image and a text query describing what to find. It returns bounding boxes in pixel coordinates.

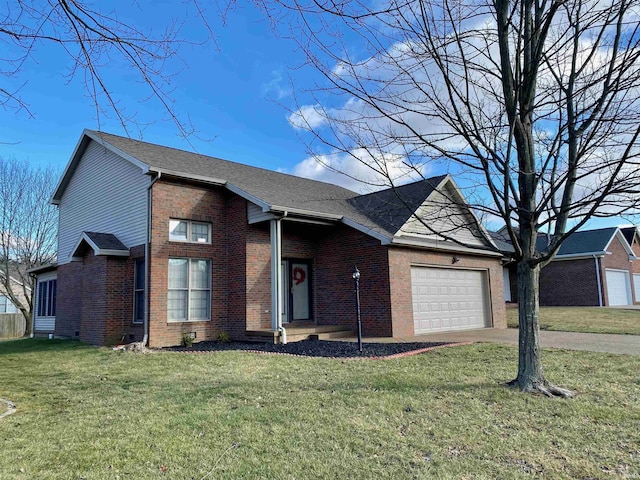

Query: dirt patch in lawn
[161,339,468,359]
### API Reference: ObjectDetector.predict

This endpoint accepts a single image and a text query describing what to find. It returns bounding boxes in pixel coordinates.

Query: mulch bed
[161,339,470,359]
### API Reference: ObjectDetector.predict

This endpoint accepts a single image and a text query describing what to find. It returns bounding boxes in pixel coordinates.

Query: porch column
[270,218,283,331]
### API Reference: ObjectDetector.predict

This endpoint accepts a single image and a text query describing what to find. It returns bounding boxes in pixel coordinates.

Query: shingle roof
[84,232,128,251]
[85,131,455,239]
[348,176,447,233]
[537,227,618,256]
[54,130,497,254]
[488,231,515,254]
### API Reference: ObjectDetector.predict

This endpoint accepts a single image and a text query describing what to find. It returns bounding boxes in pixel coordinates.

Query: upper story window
[169,219,211,244]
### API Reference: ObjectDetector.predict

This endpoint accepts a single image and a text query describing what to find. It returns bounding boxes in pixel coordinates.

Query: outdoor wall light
[452,256,460,264]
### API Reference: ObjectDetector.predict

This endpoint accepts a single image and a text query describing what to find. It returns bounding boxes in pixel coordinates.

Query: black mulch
[162,339,456,358]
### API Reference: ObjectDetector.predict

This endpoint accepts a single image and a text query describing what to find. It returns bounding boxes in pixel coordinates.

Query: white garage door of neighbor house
[634,274,640,304]
[411,267,490,334]
[605,269,632,306]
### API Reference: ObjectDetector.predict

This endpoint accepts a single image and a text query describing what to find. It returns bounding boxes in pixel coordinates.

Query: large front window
[167,258,211,321]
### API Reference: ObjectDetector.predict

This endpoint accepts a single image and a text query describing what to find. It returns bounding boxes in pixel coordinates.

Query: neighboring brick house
[496,227,639,307]
[33,130,507,347]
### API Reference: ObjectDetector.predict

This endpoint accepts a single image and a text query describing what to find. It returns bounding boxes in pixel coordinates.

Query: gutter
[594,254,603,307]
[143,172,162,346]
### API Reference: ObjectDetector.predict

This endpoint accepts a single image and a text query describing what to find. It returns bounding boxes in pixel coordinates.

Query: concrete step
[245,325,354,344]
[314,330,355,340]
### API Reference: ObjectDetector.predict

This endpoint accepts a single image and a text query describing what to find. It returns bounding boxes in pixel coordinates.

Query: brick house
[497,227,638,307]
[33,130,506,347]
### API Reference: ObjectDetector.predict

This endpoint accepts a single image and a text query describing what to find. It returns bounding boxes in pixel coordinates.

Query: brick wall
[539,258,600,306]
[55,244,144,345]
[387,248,506,338]
[315,226,392,337]
[55,261,82,338]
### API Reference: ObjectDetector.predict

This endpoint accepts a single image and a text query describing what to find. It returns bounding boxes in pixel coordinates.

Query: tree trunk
[508,261,573,397]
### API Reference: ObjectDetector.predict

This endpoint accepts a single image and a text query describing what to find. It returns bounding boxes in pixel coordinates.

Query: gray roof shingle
[56,130,495,254]
[348,176,447,233]
[84,232,128,251]
[537,227,618,256]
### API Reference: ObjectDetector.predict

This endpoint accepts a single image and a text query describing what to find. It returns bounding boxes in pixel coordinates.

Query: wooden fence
[0,313,26,338]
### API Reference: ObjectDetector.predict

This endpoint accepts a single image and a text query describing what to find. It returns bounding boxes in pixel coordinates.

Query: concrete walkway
[339,329,640,355]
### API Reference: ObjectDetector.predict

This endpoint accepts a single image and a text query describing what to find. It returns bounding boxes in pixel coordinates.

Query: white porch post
[270,218,283,331]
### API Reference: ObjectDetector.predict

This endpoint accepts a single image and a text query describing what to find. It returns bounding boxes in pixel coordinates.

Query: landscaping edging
[0,399,16,420]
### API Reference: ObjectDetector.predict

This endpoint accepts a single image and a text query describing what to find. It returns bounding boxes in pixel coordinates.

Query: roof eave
[389,237,502,257]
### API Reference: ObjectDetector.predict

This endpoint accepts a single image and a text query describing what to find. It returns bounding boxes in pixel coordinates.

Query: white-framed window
[167,258,211,322]
[37,279,56,317]
[169,219,211,243]
[0,295,17,314]
[133,258,145,324]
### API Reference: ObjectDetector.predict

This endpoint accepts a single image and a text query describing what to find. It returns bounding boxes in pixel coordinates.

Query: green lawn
[507,306,640,335]
[1,339,639,479]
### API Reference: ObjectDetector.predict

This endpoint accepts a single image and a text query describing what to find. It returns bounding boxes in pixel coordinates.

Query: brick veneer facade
[539,235,637,306]
[387,248,506,338]
[56,177,507,347]
[55,244,144,344]
[539,258,600,306]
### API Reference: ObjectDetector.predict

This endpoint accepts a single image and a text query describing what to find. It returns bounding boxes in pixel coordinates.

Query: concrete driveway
[401,328,640,355]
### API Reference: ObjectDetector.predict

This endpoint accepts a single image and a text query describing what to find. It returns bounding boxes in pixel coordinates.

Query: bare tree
[0,157,58,335]
[260,0,640,396]
[0,0,216,138]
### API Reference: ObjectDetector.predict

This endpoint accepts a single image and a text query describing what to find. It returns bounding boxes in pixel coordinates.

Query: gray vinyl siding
[400,184,485,247]
[247,202,276,224]
[58,140,150,264]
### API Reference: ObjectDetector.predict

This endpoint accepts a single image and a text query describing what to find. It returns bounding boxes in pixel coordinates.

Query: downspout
[143,172,161,346]
[593,254,603,307]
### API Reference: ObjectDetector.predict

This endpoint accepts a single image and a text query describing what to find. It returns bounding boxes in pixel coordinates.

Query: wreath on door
[293,266,306,285]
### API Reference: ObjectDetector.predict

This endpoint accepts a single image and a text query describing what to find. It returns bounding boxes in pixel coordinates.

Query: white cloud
[287,104,328,130]
[261,69,291,100]
[290,148,431,193]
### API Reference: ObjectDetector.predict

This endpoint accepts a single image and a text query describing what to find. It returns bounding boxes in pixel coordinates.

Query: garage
[635,274,640,304]
[605,269,632,306]
[411,266,490,334]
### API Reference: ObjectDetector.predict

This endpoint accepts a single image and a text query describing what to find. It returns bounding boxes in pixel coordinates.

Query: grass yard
[507,306,640,335]
[0,339,639,479]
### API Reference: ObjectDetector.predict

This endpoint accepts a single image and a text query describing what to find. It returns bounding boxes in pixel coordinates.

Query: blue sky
[2,3,310,174]
[0,1,630,231]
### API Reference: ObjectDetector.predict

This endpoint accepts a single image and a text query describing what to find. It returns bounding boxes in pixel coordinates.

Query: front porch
[246,321,354,344]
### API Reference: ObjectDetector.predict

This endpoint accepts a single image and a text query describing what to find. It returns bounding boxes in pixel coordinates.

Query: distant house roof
[494,226,635,259]
[488,231,515,254]
[537,227,620,256]
[52,130,499,256]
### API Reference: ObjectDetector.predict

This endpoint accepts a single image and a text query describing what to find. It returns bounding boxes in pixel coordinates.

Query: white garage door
[634,274,640,304]
[605,269,632,306]
[411,267,490,334]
